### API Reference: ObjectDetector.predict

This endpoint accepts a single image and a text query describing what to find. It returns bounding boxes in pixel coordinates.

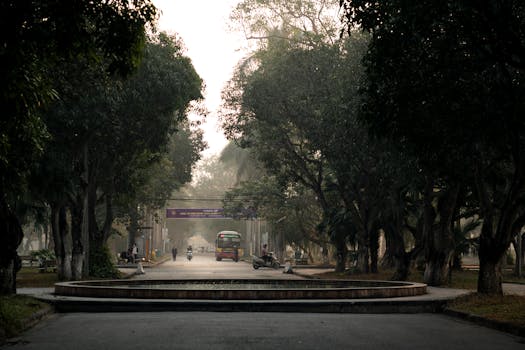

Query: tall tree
[87,32,203,266]
[341,0,525,293]
[0,0,157,294]
[222,35,375,272]
[231,0,340,47]
[31,31,203,279]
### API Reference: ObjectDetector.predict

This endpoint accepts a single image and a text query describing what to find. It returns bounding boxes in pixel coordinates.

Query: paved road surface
[6,253,525,349]
[129,252,304,280]
[3,312,524,349]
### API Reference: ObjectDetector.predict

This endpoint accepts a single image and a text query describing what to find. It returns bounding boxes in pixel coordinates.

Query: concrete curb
[0,303,54,347]
[443,308,525,338]
[19,304,54,330]
[36,295,448,314]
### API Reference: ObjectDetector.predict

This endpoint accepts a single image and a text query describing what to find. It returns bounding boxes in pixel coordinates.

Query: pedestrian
[233,244,239,262]
[132,243,138,263]
[127,246,134,264]
[172,247,178,261]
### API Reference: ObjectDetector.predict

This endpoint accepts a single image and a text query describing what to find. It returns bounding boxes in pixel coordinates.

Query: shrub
[29,249,55,263]
[89,245,120,278]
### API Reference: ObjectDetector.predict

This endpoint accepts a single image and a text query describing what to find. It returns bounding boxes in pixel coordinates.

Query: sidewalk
[23,263,473,314]
[15,262,525,338]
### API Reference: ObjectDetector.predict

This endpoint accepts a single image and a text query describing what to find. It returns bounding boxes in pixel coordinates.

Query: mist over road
[130,252,303,280]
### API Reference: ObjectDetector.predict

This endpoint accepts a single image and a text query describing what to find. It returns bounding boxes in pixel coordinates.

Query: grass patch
[313,268,524,290]
[448,294,525,328]
[16,267,59,288]
[313,267,525,331]
[16,266,131,289]
[312,268,472,287]
[0,295,51,339]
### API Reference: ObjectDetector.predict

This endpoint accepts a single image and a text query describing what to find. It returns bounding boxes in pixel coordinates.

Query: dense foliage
[340,0,525,293]
[222,0,524,294]
[0,0,157,294]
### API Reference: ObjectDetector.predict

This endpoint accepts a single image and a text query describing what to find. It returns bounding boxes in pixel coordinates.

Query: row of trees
[1,1,205,294]
[220,0,525,294]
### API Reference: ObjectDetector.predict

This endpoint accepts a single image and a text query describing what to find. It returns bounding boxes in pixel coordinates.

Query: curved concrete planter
[55,279,427,300]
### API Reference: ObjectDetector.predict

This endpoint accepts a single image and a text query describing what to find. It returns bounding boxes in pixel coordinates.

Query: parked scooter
[252,252,280,269]
[187,250,193,261]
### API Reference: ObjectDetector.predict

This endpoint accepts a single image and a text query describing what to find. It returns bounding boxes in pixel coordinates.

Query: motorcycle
[252,252,280,269]
[187,250,193,261]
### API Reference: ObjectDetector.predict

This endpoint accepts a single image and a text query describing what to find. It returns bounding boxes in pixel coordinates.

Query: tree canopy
[0,0,158,294]
[340,0,525,293]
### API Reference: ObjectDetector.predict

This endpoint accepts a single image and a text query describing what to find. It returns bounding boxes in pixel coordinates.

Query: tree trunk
[382,224,411,280]
[127,207,140,248]
[513,232,524,277]
[84,171,102,277]
[478,244,503,295]
[424,250,454,285]
[101,193,114,244]
[355,229,369,273]
[333,234,348,273]
[0,259,19,295]
[381,226,398,269]
[331,226,348,272]
[477,219,507,294]
[0,197,23,295]
[423,181,459,286]
[81,142,90,278]
[70,198,84,280]
[318,241,329,265]
[474,162,524,294]
[51,205,64,280]
[55,206,72,280]
[369,228,379,273]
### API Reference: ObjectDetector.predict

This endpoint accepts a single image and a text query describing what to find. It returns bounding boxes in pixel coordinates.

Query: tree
[90,32,203,263]
[227,0,437,275]
[341,0,525,293]
[224,176,327,261]
[30,31,203,280]
[118,123,206,254]
[0,0,157,294]
[220,142,264,184]
[222,34,374,272]
[230,0,340,47]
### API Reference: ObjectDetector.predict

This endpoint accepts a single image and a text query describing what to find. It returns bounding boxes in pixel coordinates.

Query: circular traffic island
[54,279,426,300]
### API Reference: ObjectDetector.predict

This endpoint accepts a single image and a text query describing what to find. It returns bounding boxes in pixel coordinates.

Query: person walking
[172,247,178,261]
[233,244,239,262]
[127,245,134,264]
[132,243,138,263]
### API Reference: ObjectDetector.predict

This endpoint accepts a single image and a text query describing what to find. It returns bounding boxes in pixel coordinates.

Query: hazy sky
[152,0,245,157]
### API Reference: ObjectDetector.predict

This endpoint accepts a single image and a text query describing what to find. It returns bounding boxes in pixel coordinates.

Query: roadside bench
[20,255,37,267]
[294,257,308,265]
[38,259,57,273]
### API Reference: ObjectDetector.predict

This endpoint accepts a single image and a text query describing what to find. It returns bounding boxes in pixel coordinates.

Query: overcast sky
[152,0,245,157]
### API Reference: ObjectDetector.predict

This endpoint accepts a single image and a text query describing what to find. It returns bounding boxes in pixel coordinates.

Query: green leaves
[0,0,158,196]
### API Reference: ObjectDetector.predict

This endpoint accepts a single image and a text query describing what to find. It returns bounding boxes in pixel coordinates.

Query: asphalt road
[4,254,525,349]
[4,312,524,350]
[130,252,304,280]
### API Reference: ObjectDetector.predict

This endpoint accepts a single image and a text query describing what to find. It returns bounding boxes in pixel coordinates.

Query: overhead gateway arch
[166,208,229,219]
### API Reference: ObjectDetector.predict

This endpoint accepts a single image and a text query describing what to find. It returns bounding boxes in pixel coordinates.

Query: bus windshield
[215,231,243,261]
[217,233,240,248]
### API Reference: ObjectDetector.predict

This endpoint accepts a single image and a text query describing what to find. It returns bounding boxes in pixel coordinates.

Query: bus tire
[216,257,222,261]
